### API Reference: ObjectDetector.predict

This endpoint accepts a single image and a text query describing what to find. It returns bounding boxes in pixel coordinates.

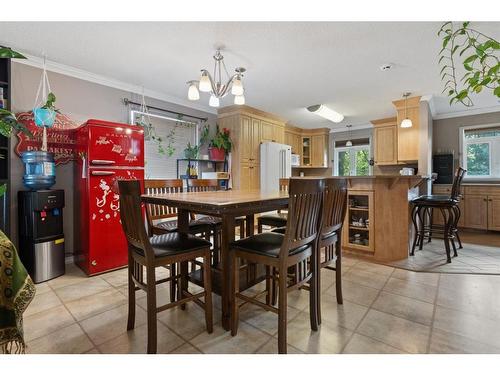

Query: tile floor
[24,257,500,354]
[383,231,500,274]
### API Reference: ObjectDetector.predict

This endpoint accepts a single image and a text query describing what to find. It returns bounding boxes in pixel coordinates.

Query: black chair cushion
[154,219,210,233]
[134,232,211,258]
[411,195,459,205]
[194,215,246,226]
[271,226,286,234]
[230,232,310,258]
[258,212,288,227]
[321,231,338,242]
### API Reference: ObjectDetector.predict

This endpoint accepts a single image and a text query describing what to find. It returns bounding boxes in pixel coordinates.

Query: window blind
[464,126,500,139]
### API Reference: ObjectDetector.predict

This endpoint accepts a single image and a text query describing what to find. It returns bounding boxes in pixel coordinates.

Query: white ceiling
[1,22,499,129]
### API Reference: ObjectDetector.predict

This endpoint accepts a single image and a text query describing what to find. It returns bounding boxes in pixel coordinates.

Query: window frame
[460,123,500,181]
[333,144,372,176]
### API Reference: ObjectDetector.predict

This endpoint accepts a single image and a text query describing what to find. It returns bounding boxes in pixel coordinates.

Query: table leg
[246,214,255,237]
[221,214,236,331]
[178,209,190,305]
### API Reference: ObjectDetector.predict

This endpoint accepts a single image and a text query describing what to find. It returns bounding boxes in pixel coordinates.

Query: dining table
[141,189,289,330]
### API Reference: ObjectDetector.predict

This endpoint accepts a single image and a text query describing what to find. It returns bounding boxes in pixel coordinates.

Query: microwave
[291,154,300,166]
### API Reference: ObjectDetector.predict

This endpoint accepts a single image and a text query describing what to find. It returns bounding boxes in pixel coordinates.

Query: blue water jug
[21,151,56,190]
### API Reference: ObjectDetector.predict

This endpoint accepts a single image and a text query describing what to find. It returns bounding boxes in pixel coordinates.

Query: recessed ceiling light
[380,64,394,71]
[306,105,344,123]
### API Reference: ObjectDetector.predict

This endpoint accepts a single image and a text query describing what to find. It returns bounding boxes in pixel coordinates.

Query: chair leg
[335,238,343,305]
[239,221,245,239]
[441,208,452,263]
[169,263,176,303]
[309,245,319,332]
[230,252,240,336]
[417,207,425,251]
[146,266,157,354]
[127,257,136,331]
[271,268,278,306]
[257,221,263,233]
[179,261,188,310]
[410,205,419,256]
[277,272,288,354]
[427,207,433,243]
[265,265,271,305]
[202,249,213,334]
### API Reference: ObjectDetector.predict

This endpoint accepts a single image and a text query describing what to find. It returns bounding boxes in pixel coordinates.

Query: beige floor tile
[342,256,360,267]
[319,294,368,331]
[239,302,301,336]
[55,277,113,303]
[372,291,434,326]
[391,269,440,287]
[65,289,127,321]
[99,268,129,287]
[343,269,390,289]
[136,284,172,310]
[429,328,500,354]
[383,277,437,303]
[255,338,304,354]
[98,321,185,354]
[342,333,407,354]
[24,305,75,342]
[350,262,395,276]
[80,303,147,345]
[25,289,62,317]
[286,289,311,310]
[325,279,380,307]
[26,324,93,354]
[284,311,353,354]
[190,320,270,354]
[357,310,430,354]
[433,306,500,349]
[440,273,500,293]
[83,348,100,354]
[169,342,202,354]
[158,303,220,340]
[33,282,52,295]
[48,263,87,289]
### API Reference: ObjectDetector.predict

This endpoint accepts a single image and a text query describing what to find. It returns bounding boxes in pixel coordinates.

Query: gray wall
[433,110,500,170]
[10,62,216,256]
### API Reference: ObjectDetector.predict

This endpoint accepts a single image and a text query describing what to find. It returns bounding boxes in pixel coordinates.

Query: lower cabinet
[463,195,488,229]
[240,162,260,191]
[487,196,500,231]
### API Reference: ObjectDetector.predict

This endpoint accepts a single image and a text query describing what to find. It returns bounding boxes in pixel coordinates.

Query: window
[461,124,500,180]
[334,145,371,176]
[130,110,198,179]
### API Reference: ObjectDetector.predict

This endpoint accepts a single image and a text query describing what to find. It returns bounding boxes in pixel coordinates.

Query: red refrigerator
[74,119,144,275]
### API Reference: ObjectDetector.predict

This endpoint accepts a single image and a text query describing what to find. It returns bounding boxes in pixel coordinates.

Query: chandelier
[187,49,246,108]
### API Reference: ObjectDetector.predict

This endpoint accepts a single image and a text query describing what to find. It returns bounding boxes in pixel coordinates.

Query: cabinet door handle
[483,198,488,202]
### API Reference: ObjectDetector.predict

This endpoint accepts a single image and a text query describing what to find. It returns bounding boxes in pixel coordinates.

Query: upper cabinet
[311,134,328,167]
[285,125,329,167]
[372,117,398,166]
[393,96,421,162]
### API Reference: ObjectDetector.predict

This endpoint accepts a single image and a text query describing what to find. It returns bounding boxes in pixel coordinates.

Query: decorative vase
[33,108,56,127]
[209,147,226,161]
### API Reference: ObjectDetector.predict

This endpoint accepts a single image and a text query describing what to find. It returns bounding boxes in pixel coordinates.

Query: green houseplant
[438,21,500,107]
[33,92,59,127]
[209,126,232,161]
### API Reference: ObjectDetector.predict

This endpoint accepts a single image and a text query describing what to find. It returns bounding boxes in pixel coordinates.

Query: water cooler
[18,189,65,283]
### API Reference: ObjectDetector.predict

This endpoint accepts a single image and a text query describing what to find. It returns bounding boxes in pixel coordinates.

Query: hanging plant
[438,21,500,107]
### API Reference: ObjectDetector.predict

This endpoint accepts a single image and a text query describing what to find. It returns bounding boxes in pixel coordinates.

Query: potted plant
[209,126,232,161]
[183,142,199,159]
[33,92,59,127]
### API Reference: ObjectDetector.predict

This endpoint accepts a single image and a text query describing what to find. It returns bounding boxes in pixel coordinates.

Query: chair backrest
[280,178,324,260]
[118,180,153,260]
[322,178,348,236]
[187,179,219,192]
[450,167,466,200]
[144,179,183,231]
[279,178,290,192]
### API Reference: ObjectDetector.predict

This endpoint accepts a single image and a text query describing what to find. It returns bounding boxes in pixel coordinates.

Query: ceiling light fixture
[188,49,246,107]
[400,92,413,128]
[345,125,353,147]
[307,104,344,123]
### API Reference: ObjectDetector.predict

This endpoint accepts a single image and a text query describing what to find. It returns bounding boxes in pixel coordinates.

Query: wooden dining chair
[229,178,324,354]
[257,178,290,233]
[118,180,213,354]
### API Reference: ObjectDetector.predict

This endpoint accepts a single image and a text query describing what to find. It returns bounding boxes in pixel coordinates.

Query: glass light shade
[209,95,220,107]
[199,72,212,92]
[231,77,244,95]
[345,140,353,147]
[307,104,344,123]
[188,84,200,101]
[234,94,245,105]
[401,118,413,128]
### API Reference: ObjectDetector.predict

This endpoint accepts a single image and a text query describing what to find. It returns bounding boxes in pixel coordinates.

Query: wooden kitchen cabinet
[488,196,500,231]
[464,195,489,229]
[393,96,421,162]
[311,134,327,167]
[284,125,329,167]
[372,117,398,165]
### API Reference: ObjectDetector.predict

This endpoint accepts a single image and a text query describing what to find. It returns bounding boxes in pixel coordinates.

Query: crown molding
[420,94,436,117]
[13,53,217,115]
[433,105,500,120]
[330,123,373,133]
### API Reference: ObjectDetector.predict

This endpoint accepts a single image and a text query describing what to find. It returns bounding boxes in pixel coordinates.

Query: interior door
[88,168,144,274]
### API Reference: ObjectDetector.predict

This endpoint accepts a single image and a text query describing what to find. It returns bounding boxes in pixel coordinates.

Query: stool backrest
[187,179,219,192]
[144,179,183,232]
[450,167,466,200]
[280,178,324,260]
[118,180,153,260]
[322,178,348,235]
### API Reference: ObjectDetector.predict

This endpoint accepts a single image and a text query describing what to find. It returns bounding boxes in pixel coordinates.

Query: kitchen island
[332,175,428,261]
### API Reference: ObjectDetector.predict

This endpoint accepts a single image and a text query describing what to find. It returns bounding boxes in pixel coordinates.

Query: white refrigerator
[260,142,292,191]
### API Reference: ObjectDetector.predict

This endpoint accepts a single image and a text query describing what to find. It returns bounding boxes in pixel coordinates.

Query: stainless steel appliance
[18,189,65,283]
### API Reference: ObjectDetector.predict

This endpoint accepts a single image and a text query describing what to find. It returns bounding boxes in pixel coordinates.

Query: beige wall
[10,62,216,256]
[433,110,500,169]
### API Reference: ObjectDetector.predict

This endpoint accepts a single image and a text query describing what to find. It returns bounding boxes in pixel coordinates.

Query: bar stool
[118,180,213,354]
[410,167,466,263]
[257,178,290,232]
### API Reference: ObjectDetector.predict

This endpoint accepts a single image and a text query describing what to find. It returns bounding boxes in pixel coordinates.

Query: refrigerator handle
[91,159,116,165]
[280,149,284,179]
[91,171,116,176]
